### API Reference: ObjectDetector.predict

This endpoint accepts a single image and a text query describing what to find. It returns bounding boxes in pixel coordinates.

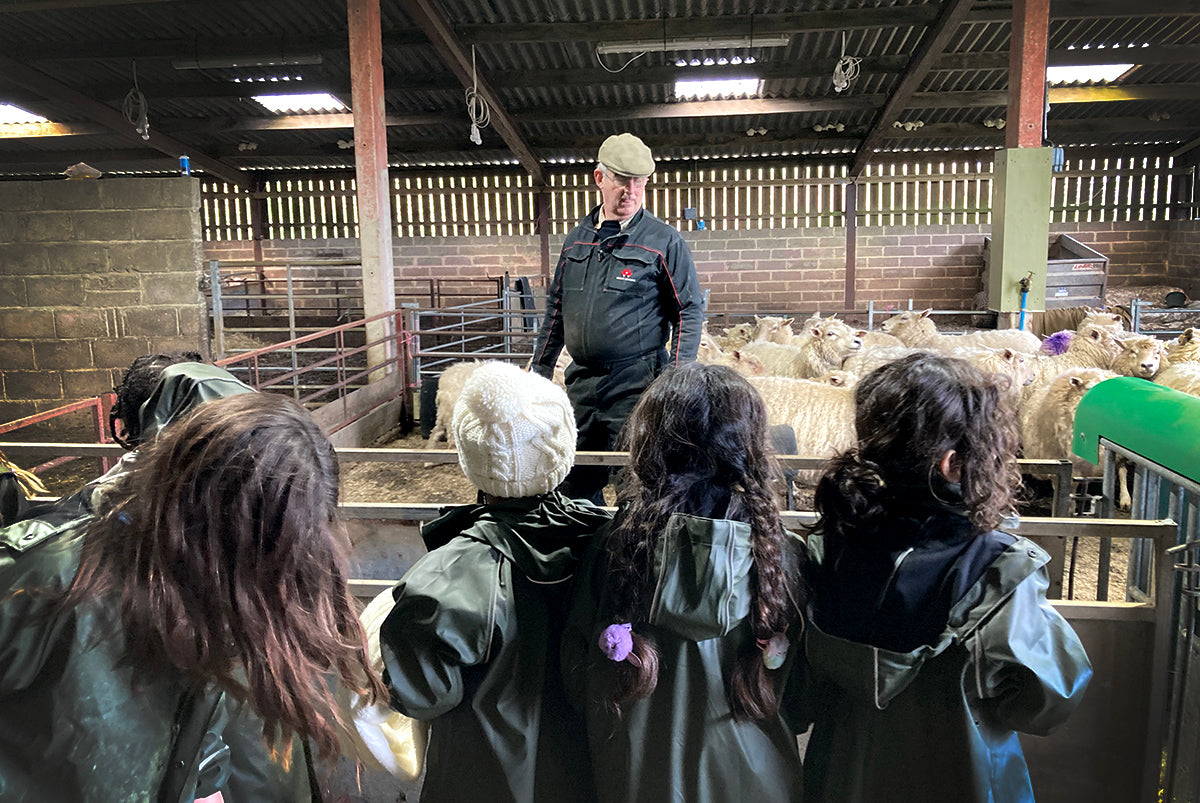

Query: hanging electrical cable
[465,45,490,146]
[123,60,150,141]
[832,31,860,93]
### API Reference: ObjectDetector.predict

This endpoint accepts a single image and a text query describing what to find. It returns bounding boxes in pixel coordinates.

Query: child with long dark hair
[564,362,807,802]
[802,352,1092,801]
[0,393,385,802]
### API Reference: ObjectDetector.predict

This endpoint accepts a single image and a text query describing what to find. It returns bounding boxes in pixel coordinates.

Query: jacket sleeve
[378,546,506,720]
[662,233,703,365]
[530,251,568,378]
[969,568,1093,736]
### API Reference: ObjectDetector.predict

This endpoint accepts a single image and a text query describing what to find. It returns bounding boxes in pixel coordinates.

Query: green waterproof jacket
[563,514,807,803]
[379,492,612,803]
[800,532,1092,802]
[0,362,309,803]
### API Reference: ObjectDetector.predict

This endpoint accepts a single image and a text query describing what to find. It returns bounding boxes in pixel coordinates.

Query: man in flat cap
[531,133,703,504]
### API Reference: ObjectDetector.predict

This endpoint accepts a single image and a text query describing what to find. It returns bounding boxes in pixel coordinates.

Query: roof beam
[396,0,545,185]
[850,0,976,179]
[0,0,193,10]
[0,52,251,186]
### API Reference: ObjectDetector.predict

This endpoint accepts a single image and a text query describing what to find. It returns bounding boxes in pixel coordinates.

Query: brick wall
[0,177,204,427]
[1167,220,1200,297]
[205,220,1173,316]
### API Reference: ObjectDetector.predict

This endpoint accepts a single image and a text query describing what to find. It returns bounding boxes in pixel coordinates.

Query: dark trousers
[558,349,665,505]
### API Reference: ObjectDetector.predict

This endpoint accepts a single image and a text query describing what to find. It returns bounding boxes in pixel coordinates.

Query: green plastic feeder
[1073,377,1200,486]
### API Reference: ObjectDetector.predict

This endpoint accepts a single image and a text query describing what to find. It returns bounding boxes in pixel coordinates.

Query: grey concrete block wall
[0,177,206,429]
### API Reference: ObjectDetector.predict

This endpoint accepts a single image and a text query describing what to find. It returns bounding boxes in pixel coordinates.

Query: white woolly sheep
[841,345,929,378]
[1111,335,1168,380]
[716,322,755,350]
[747,375,856,485]
[751,315,797,344]
[1019,367,1114,477]
[1156,328,1200,397]
[737,341,808,377]
[697,344,769,377]
[795,316,864,378]
[426,360,489,449]
[956,347,1037,404]
[1023,320,1125,399]
[881,308,1042,354]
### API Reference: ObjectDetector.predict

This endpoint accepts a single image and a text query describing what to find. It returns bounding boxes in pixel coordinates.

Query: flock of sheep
[423,311,1200,507]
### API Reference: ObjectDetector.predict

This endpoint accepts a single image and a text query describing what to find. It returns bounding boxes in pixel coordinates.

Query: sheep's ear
[856,330,867,337]
[920,308,933,318]
[810,325,822,337]
[1003,348,1015,359]
[783,317,794,326]
[1069,376,1085,387]
[733,349,742,358]
[1089,327,1103,340]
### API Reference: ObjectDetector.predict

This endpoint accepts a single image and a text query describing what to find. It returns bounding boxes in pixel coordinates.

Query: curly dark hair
[602,362,805,720]
[65,393,386,762]
[814,352,1021,545]
[109,351,204,448]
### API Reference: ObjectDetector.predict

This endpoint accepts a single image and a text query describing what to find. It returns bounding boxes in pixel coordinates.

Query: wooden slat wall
[200,147,1181,241]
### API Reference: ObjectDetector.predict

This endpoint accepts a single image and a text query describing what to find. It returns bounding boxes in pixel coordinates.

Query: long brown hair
[814,352,1021,544]
[63,392,386,761]
[604,363,804,720]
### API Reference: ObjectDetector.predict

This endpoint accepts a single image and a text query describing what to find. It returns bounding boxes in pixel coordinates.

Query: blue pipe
[1017,273,1032,331]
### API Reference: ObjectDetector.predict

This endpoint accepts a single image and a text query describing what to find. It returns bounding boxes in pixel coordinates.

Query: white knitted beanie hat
[451,361,576,498]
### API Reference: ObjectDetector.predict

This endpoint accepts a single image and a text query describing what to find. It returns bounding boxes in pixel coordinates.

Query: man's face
[595,168,648,221]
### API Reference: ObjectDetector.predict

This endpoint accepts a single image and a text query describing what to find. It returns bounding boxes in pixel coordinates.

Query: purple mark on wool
[599,623,634,662]
[1042,330,1074,356]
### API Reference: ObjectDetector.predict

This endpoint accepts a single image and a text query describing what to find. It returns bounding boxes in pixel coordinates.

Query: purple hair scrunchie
[599,623,634,662]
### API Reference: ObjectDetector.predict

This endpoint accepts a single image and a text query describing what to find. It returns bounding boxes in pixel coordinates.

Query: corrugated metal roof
[0,0,1197,179]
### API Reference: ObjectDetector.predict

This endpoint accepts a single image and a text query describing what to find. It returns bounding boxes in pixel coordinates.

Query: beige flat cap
[597,133,655,178]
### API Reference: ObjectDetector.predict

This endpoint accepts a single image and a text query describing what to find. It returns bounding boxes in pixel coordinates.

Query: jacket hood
[805,532,1049,708]
[137,363,255,444]
[644,513,764,642]
[421,491,611,584]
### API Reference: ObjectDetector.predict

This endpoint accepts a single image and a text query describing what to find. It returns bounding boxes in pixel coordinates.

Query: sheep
[751,315,797,344]
[697,344,769,377]
[881,308,1042,354]
[841,345,929,378]
[426,360,489,449]
[1166,327,1200,364]
[747,375,856,485]
[858,330,905,348]
[795,316,864,378]
[715,322,755,350]
[737,341,808,377]
[1019,367,1114,478]
[1023,320,1125,397]
[1156,328,1200,397]
[1111,335,1168,381]
[956,347,1037,404]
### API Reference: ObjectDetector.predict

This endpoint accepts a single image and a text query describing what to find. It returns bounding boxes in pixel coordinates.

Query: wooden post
[535,187,551,284]
[844,180,858,311]
[347,0,396,371]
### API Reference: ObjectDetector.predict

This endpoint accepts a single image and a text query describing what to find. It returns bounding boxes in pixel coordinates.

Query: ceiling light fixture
[174,53,322,70]
[595,34,791,56]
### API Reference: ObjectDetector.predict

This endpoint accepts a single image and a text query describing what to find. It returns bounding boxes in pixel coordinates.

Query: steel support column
[347,0,397,372]
[1007,0,1049,149]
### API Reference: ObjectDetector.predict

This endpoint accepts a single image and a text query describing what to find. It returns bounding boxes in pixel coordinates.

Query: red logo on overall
[621,269,633,278]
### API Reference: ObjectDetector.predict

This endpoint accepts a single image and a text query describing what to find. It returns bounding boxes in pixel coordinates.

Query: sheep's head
[811,317,864,356]
[731,350,768,376]
[880,308,933,340]
[1079,308,1124,335]
[752,315,796,344]
[1114,335,1166,379]
[1002,348,1037,386]
[818,370,857,388]
[1167,328,1200,364]
[1068,321,1124,365]
[721,322,755,348]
